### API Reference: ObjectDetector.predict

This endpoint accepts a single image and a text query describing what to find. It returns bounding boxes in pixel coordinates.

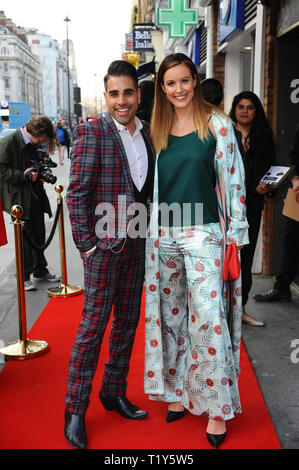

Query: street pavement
[0,152,298,449]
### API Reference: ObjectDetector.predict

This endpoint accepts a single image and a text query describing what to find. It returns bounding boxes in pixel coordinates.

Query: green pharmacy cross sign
[157,0,198,38]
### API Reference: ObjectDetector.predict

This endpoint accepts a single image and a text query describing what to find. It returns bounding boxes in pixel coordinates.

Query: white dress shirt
[112,116,148,191]
[86,116,148,254]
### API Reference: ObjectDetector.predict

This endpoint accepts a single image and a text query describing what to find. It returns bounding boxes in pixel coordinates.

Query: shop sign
[125,33,134,51]
[219,0,244,43]
[133,29,153,51]
[123,52,141,67]
[157,0,198,38]
[188,29,201,66]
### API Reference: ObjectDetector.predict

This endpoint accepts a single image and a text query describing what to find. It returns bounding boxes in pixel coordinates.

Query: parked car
[0,128,17,140]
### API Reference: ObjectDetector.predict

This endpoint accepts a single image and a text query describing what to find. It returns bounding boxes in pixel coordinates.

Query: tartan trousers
[65,237,145,415]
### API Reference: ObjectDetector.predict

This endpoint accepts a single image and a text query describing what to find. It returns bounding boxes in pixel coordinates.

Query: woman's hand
[256,182,270,195]
[292,176,299,203]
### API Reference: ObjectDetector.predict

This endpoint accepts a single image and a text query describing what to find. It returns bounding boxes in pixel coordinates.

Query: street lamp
[64,15,71,126]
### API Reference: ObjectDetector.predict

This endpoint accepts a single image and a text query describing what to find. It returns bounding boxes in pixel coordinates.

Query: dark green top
[158,131,218,226]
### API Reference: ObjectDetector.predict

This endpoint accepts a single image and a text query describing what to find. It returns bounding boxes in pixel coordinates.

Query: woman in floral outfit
[144,54,249,448]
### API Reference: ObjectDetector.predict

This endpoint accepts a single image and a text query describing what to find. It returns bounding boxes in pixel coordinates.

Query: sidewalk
[0,156,298,449]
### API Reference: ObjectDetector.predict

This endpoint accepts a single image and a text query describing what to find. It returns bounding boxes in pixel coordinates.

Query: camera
[25,149,57,185]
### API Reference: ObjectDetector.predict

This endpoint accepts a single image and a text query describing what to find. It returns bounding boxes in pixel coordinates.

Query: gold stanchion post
[47,185,83,298]
[0,205,48,360]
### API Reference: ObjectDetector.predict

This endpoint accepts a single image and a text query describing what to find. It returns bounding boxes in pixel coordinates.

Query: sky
[3,0,132,100]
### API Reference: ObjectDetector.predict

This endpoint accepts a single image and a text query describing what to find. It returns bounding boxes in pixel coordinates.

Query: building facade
[27,29,75,124]
[0,10,77,125]
[0,12,43,118]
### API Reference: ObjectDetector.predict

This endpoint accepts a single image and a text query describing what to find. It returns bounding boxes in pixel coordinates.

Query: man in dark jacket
[254,124,299,302]
[0,116,59,291]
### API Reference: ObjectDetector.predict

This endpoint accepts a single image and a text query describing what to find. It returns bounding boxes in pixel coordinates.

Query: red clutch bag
[222,243,240,281]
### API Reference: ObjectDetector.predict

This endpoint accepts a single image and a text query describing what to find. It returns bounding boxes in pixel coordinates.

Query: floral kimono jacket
[144,113,249,419]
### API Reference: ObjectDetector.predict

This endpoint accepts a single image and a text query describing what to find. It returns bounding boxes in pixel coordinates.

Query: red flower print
[230,166,235,175]
[159,229,166,237]
[208,347,216,356]
[156,319,160,327]
[176,389,183,397]
[221,377,228,386]
[156,272,159,280]
[200,323,209,330]
[186,230,194,238]
[169,368,176,376]
[172,307,179,315]
[194,262,205,272]
[189,401,194,409]
[166,260,177,269]
[151,253,155,261]
[150,339,158,348]
[177,337,185,346]
[214,325,222,335]
[214,416,224,422]
[191,349,198,360]
[235,184,241,190]
[190,364,198,371]
[235,287,242,296]
[215,150,223,159]
[149,284,157,292]
[228,142,235,153]
[163,287,171,295]
[154,240,159,248]
[219,127,228,137]
[215,258,221,267]
[147,371,155,378]
[191,314,196,323]
[206,378,214,387]
[222,404,231,415]
[211,290,217,298]
[240,194,246,205]
[228,379,233,386]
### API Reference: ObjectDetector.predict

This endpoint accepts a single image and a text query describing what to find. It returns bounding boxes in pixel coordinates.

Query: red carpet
[0,292,282,450]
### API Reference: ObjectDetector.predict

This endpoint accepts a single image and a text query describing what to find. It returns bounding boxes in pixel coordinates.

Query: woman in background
[229,91,275,327]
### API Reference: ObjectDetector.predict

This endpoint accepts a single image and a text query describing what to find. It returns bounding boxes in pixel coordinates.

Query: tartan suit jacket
[66,114,155,253]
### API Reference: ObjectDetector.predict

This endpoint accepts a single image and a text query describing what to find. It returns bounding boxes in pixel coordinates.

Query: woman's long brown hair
[151,53,214,154]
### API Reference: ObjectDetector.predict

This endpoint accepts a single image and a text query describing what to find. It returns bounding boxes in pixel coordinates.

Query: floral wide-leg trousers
[151,224,242,421]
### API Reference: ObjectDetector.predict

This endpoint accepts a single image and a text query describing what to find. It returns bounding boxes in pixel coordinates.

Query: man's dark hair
[201,78,224,106]
[104,60,138,90]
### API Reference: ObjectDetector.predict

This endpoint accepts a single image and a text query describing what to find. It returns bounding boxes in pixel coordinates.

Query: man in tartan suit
[64,60,155,449]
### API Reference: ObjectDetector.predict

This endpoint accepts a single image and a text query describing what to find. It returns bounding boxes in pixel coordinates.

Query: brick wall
[262,4,279,275]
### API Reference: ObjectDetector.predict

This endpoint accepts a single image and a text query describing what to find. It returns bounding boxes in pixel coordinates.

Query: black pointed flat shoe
[166,409,185,423]
[206,431,226,449]
[64,409,87,449]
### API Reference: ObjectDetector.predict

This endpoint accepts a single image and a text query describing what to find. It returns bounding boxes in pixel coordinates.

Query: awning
[137,58,156,80]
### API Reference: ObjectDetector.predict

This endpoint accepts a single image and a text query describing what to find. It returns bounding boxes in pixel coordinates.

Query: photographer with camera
[0,116,60,291]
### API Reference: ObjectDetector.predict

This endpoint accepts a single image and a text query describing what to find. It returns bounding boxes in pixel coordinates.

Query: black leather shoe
[64,409,87,449]
[253,288,291,303]
[166,409,185,423]
[99,391,148,420]
[206,432,226,449]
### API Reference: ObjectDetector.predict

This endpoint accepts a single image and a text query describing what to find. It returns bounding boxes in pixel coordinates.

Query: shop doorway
[274,26,299,283]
